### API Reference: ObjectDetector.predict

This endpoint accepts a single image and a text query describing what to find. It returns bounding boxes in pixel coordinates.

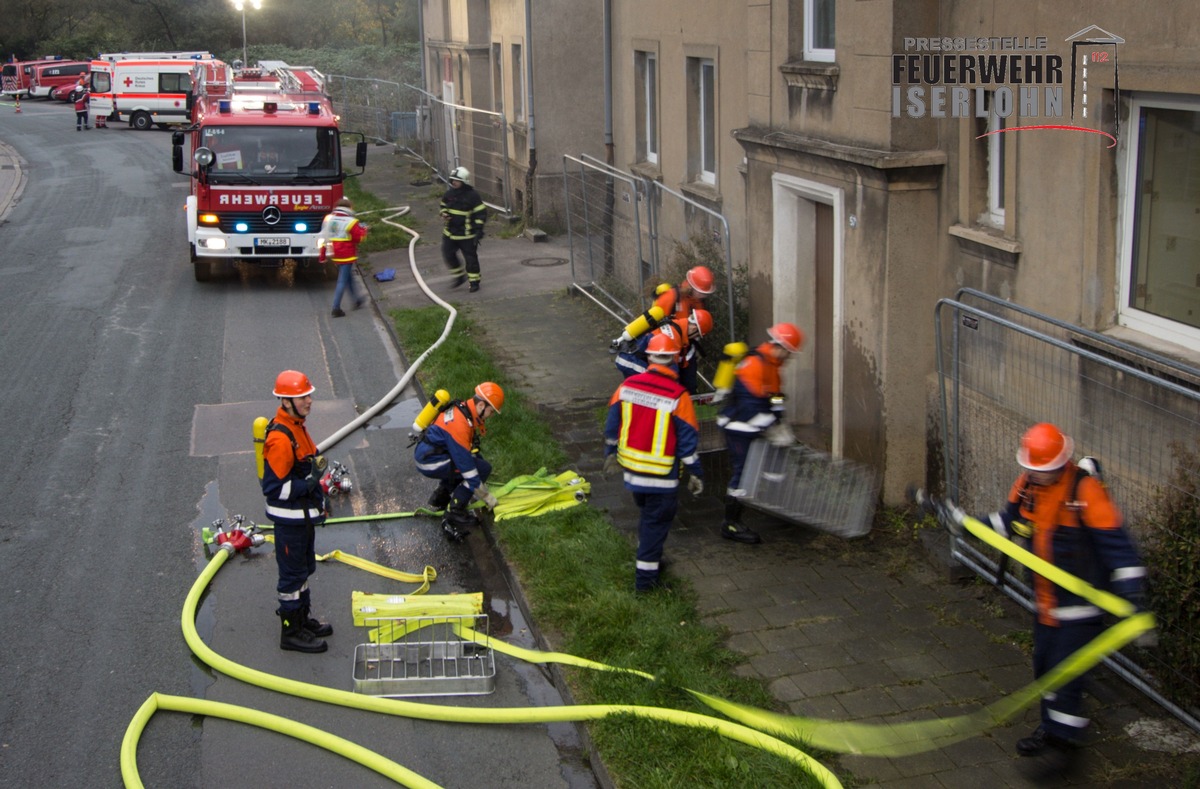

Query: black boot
[301,605,333,638]
[278,609,328,653]
[442,504,474,541]
[721,496,761,544]
[427,485,452,510]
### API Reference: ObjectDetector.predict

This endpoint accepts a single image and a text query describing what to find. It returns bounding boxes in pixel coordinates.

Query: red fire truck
[171,59,366,282]
[2,56,65,99]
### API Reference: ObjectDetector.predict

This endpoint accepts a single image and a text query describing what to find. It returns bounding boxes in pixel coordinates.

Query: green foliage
[1141,442,1200,711]
[390,304,826,788]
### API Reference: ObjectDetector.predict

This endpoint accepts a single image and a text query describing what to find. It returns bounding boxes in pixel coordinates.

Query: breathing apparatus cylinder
[253,417,269,479]
[412,389,452,432]
[622,305,666,340]
[713,342,750,392]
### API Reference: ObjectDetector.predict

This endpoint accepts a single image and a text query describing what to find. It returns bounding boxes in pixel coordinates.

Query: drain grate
[520,257,568,267]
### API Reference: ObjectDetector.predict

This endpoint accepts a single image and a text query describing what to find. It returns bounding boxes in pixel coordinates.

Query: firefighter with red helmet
[414,382,504,541]
[976,423,1147,757]
[604,334,704,593]
[611,265,715,349]
[716,322,804,544]
[614,307,712,396]
[261,370,333,653]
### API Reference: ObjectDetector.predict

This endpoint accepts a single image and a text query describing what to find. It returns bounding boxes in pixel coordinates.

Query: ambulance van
[90,55,212,130]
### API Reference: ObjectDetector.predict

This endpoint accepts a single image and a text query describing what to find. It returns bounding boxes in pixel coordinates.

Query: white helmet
[450,166,470,184]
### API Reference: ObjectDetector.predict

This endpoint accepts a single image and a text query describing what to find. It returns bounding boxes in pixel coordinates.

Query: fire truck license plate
[255,237,290,247]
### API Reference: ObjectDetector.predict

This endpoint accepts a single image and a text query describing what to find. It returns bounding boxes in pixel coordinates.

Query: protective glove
[764,421,797,447]
[687,475,704,497]
[473,484,499,510]
[906,485,966,537]
[711,388,729,406]
[603,453,621,478]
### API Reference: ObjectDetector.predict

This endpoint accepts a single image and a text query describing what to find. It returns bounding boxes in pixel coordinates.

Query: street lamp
[232,0,262,68]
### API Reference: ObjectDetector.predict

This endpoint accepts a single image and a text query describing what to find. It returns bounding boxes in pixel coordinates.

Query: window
[635,51,658,164]
[492,43,503,113]
[805,0,835,62]
[511,44,525,122]
[686,56,716,185]
[987,103,1006,227]
[161,73,188,93]
[1120,96,1200,346]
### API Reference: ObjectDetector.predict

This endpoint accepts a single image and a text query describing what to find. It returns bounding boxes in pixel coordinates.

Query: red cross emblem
[123,76,133,87]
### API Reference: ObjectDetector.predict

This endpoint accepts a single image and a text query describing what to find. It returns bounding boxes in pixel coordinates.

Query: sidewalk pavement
[360,146,1199,787]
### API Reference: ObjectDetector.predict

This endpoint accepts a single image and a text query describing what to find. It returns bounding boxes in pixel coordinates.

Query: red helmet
[1017,422,1073,471]
[767,322,804,353]
[689,308,713,337]
[646,332,680,361]
[685,266,715,295]
[273,370,315,398]
[475,382,504,413]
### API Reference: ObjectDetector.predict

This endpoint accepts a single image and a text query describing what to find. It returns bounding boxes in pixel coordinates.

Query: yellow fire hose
[119,545,842,788]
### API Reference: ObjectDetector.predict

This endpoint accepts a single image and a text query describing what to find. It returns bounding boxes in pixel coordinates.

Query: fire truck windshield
[200,125,340,182]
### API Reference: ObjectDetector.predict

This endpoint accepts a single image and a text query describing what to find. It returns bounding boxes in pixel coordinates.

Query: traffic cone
[14,95,20,113]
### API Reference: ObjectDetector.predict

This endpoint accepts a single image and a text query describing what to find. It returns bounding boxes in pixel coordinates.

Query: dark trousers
[723,429,758,492]
[75,110,89,128]
[274,521,316,613]
[422,456,492,509]
[442,236,481,282]
[633,491,678,591]
[1033,617,1102,740]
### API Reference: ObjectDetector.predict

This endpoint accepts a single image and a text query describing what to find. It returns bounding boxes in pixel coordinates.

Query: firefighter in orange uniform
[611,265,715,351]
[604,334,704,593]
[413,382,504,541]
[716,322,804,544]
[260,370,332,653]
[979,423,1148,757]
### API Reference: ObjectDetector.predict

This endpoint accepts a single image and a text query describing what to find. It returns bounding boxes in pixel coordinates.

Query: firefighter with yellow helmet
[413,382,505,541]
[261,370,333,653]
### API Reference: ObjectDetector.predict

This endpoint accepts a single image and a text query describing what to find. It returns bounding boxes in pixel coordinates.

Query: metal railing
[935,287,1200,732]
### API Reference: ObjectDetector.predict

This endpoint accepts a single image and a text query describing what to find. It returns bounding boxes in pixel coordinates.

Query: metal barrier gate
[561,154,741,362]
[327,76,512,215]
[936,287,1200,732]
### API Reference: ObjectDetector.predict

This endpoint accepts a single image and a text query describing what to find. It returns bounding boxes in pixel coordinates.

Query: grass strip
[343,175,420,254]
[390,304,830,788]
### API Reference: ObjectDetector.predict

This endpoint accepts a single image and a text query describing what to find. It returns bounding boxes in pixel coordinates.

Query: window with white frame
[635,51,658,164]
[511,44,525,122]
[1120,95,1200,346]
[686,56,716,185]
[987,99,1006,227]
[805,0,835,62]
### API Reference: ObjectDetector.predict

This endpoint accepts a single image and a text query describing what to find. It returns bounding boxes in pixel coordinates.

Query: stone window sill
[949,223,1021,267]
[781,61,839,92]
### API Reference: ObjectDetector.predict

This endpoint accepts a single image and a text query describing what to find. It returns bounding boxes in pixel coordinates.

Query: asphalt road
[0,101,596,788]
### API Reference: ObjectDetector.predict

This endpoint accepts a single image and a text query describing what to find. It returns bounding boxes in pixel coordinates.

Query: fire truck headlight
[194,147,215,167]
[200,238,228,250]
[235,222,249,232]
[294,222,308,232]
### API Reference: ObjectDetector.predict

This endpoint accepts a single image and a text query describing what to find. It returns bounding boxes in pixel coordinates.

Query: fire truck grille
[214,211,327,234]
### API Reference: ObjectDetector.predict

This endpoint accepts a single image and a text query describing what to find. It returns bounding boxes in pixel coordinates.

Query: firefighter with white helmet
[604,333,704,593]
[261,370,333,653]
[716,322,805,544]
[413,382,505,541]
[440,166,488,292]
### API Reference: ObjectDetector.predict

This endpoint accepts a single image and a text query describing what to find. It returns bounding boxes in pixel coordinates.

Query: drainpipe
[524,0,537,220]
[604,0,613,166]
[417,0,427,91]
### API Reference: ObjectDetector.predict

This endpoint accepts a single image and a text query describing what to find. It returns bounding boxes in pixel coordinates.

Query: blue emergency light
[308,102,320,115]
[235,222,249,232]
[219,100,231,113]
[294,222,308,232]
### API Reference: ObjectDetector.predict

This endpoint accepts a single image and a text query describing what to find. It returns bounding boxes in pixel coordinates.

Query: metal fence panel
[936,287,1200,730]
[327,76,511,214]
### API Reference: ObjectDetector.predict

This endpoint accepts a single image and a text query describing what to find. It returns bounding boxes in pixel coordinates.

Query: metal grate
[740,441,878,538]
[352,614,495,697]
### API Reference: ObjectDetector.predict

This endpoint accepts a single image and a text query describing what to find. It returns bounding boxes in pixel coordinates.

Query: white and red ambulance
[90,52,213,130]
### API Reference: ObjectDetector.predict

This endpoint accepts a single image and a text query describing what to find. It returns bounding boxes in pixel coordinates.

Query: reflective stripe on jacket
[604,365,701,493]
[717,344,783,435]
[261,406,325,526]
[322,208,368,263]
[440,185,487,240]
[989,462,1145,626]
[414,401,486,491]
